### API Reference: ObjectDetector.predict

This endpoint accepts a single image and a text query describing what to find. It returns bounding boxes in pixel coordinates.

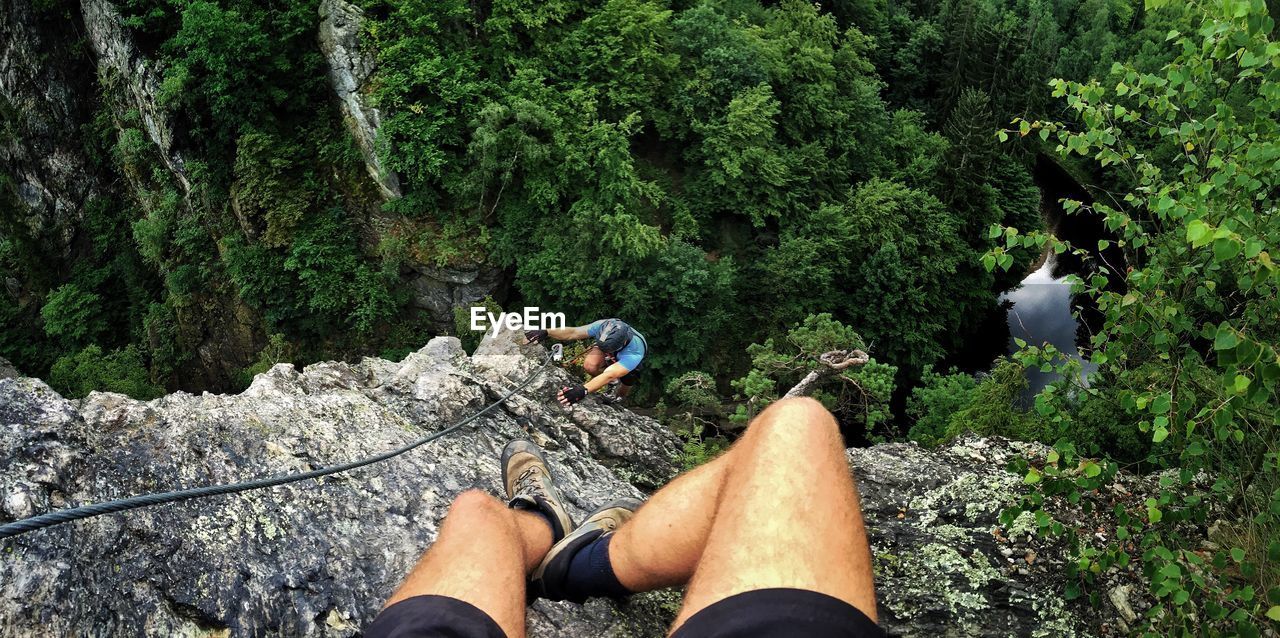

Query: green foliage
[40,284,107,345]
[142,301,185,385]
[236,333,295,388]
[49,344,163,400]
[730,314,896,436]
[907,367,978,447]
[232,131,315,247]
[946,358,1046,442]
[675,423,729,471]
[989,1,1280,631]
[454,296,502,354]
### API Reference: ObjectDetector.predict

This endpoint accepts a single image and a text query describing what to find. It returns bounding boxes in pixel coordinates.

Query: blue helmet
[596,319,633,354]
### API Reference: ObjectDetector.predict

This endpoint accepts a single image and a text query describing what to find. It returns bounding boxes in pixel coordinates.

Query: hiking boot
[502,440,575,543]
[600,389,626,406]
[530,497,643,602]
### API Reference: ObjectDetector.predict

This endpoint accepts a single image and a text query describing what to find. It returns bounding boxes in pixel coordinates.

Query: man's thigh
[671,399,880,632]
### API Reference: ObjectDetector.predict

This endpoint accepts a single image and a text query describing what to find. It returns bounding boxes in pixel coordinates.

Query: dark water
[996,154,1122,402]
[1001,251,1099,400]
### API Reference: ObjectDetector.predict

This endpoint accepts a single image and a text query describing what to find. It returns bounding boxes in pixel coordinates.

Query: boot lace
[515,467,547,500]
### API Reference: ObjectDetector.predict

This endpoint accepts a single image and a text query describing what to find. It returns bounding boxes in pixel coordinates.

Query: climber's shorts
[670,588,887,637]
[365,595,504,638]
[365,588,885,638]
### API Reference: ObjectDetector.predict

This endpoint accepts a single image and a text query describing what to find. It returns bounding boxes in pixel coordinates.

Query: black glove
[558,384,587,406]
[525,329,548,344]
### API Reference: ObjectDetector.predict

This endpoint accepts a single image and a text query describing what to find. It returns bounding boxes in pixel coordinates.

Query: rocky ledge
[0,334,1149,636]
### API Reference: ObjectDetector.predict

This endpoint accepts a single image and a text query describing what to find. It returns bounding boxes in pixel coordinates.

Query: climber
[524,318,647,406]
[366,397,885,638]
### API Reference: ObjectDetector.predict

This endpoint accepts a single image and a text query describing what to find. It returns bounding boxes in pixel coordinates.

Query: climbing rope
[0,347,558,540]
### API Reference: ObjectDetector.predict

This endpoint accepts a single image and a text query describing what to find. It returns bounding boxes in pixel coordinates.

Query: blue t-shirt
[586,320,647,371]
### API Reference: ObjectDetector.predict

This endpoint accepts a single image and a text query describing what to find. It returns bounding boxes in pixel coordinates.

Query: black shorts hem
[364,595,506,638]
[670,588,886,638]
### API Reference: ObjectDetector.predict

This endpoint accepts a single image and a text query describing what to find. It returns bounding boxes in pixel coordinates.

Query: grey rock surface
[318,0,401,200]
[0,0,105,259]
[0,329,680,637]
[407,263,509,334]
[0,357,17,380]
[0,329,1148,637]
[81,0,192,195]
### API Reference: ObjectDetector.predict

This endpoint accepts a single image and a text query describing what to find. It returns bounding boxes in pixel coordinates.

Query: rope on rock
[0,350,554,540]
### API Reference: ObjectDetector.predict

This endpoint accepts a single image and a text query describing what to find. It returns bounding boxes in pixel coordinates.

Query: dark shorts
[365,588,885,638]
[603,352,644,386]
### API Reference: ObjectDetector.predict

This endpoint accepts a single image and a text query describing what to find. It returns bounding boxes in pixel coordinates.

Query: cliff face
[0,0,506,389]
[0,331,1154,637]
[0,0,110,271]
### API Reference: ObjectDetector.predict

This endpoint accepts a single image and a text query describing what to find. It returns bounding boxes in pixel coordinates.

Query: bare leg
[672,398,877,629]
[382,489,553,638]
[608,451,729,591]
[607,399,876,626]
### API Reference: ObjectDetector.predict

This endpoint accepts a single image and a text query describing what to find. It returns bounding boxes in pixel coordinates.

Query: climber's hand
[525,329,549,345]
[558,385,587,407]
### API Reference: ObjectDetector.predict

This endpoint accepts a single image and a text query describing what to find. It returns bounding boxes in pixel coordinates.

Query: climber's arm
[547,325,591,341]
[585,363,630,392]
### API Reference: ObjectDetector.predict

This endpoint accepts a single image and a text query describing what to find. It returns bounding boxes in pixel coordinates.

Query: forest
[1,0,1278,633]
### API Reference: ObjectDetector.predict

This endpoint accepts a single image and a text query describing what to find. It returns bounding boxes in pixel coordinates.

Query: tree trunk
[783,349,869,398]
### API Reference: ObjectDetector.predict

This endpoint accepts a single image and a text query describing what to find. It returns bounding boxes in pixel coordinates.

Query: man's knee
[747,397,840,451]
[446,489,503,523]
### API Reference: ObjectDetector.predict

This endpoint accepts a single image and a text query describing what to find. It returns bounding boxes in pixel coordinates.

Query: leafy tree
[731,314,896,436]
[991,1,1280,630]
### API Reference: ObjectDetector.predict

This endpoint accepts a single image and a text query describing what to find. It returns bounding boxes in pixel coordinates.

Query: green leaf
[1232,547,1246,562]
[1214,237,1240,261]
[1024,469,1042,485]
[1153,426,1169,443]
[1266,605,1280,621]
[1173,590,1190,605]
[1186,219,1211,245]
[1215,325,1239,351]
[1234,374,1252,393]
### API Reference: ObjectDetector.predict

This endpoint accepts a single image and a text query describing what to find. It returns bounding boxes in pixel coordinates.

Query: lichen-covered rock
[853,438,1081,636]
[0,330,679,637]
[0,329,1153,637]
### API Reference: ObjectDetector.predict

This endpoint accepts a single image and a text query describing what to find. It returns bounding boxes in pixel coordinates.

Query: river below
[1000,249,1099,402]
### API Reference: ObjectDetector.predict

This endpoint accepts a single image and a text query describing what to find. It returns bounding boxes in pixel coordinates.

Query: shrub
[906,366,978,447]
[40,284,105,344]
[49,344,163,399]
